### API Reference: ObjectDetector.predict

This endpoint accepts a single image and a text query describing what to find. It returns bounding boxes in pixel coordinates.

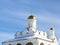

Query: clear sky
[0,0,60,45]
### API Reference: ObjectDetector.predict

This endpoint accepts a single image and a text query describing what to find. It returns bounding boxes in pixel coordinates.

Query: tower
[27,15,36,32]
[50,27,55,40]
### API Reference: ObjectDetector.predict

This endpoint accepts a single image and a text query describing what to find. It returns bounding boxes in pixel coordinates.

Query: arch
[9,44,11,45]
[40,43,44,45]
[17,43,21,45]
[26,42,33,45]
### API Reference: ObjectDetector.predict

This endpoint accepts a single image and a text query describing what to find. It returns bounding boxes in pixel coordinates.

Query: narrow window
[43,33,45,36]
[39,32,40,34]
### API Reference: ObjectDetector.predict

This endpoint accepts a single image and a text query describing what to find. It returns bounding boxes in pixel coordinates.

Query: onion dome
[28,15,36,19]
[50,27,53,30]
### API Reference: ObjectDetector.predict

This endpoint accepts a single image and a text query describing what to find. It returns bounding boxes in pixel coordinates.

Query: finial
[30,10,33,15]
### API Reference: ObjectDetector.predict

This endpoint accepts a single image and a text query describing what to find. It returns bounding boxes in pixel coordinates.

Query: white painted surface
[2,16,58,45]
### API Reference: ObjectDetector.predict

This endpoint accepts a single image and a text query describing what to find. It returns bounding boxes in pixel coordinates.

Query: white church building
[2,15,58,45]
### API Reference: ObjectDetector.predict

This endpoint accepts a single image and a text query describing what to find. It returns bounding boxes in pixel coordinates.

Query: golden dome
[28,15,36,19]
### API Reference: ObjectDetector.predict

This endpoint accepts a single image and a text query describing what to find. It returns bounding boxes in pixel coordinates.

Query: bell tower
[50,27,55,40]
[27,15,37,32]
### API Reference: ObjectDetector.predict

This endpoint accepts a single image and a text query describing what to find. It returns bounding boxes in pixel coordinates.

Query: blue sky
[0,0,60,45]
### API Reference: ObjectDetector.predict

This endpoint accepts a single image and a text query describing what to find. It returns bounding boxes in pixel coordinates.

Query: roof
[28,15,36,19]
[3,35,52,43]
[50,28,53,30]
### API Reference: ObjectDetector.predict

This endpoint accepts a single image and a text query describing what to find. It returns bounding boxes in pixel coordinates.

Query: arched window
[17,43,21,45]
[40,43,44,45]
[26,42,33,45]
[9,44,11,45]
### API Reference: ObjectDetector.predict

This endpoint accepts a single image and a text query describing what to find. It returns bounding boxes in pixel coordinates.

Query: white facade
[2,15,58,45]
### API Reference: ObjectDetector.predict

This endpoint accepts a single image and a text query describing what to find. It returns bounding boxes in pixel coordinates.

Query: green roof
[50,28,53,30]
[28,15,35,19]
